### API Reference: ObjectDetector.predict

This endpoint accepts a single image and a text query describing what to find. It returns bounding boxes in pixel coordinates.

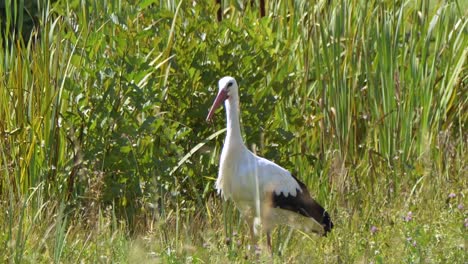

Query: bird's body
[207,76,333,249]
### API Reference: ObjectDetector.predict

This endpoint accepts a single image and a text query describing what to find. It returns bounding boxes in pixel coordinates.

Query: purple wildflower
[370,226,378,235]
[458,204,464,210]
[405,211,413,222]
[406,237,417,246]
[448,192,456,198]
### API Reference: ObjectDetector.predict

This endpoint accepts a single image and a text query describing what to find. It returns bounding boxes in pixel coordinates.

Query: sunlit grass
[1,0,466,263]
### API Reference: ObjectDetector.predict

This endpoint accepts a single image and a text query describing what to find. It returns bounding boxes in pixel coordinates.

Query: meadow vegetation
[0,0,466,263]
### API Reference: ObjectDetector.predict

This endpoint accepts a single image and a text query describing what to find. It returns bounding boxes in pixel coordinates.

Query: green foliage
[0,0,466,262]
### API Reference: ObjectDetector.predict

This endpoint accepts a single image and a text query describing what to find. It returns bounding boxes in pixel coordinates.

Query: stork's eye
[227,81,233,88]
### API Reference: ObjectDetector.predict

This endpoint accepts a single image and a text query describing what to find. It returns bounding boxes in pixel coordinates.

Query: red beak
[206,89,229,122]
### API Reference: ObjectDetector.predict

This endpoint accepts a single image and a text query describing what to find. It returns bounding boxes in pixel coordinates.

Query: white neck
[224,95,245,147]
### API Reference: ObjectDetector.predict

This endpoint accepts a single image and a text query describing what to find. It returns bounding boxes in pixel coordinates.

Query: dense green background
[1,0,466,262]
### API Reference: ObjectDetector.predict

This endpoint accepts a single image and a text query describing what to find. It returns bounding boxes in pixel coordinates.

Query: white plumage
[207,76,333,250]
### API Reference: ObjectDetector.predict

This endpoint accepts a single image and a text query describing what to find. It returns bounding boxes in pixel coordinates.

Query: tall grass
[1,0,466,262]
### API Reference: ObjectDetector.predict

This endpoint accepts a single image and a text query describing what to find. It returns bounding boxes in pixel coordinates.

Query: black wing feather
[271,175,334,233]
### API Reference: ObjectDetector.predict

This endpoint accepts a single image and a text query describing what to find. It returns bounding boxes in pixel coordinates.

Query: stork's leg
[266,231,272,253]
[248,219,257,248]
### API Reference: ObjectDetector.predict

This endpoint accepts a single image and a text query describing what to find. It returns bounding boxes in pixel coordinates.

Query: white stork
[206,76,333,250]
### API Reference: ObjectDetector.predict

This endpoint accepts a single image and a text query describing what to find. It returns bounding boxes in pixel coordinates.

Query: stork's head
[206,76,238,121]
